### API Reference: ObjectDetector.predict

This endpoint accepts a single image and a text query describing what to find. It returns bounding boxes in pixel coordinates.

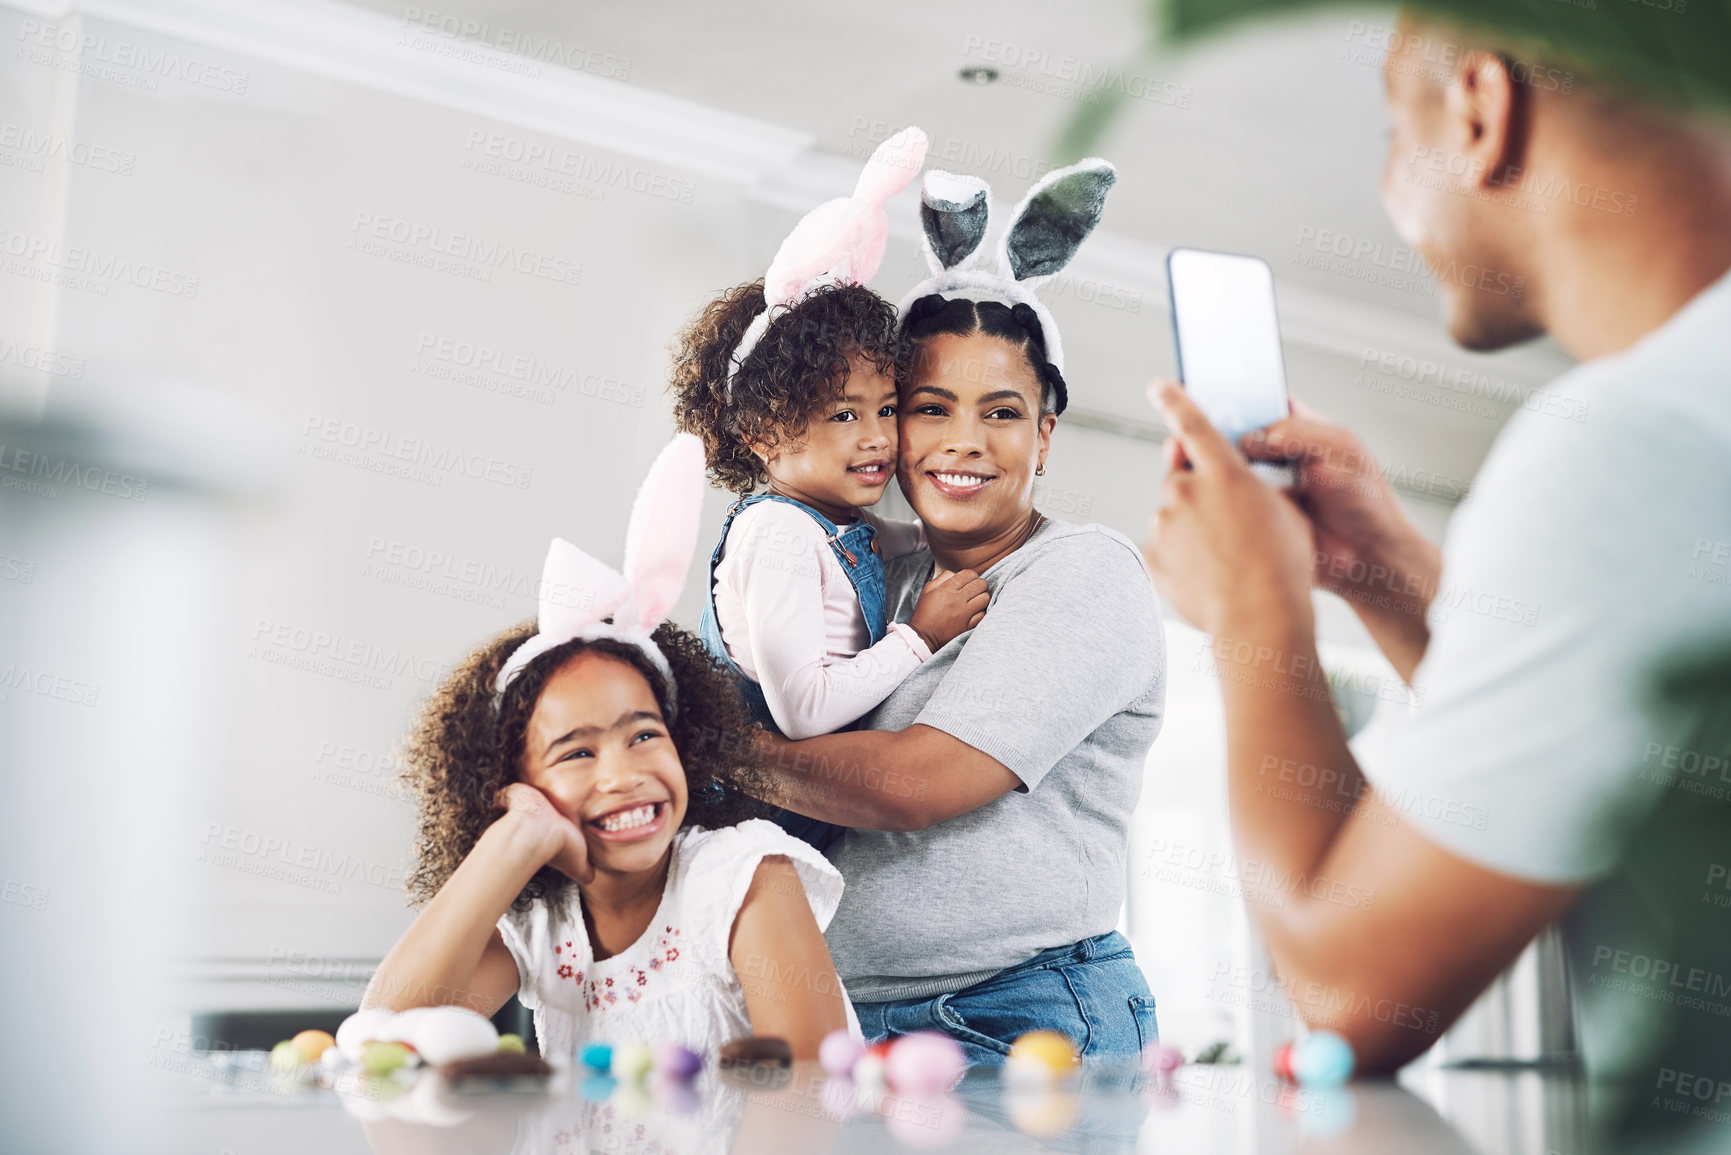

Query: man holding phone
[1142,7,1731,1140]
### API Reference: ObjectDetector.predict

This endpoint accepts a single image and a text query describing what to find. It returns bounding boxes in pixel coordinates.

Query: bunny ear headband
[897,158,1118,401]
[724,126,930,396]
[495,433,707,714]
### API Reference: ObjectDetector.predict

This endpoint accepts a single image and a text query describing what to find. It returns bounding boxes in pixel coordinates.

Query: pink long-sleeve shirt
[710,501,931,740]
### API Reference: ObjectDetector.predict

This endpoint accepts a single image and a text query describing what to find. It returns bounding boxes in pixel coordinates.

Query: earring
[1036,464,1046,476]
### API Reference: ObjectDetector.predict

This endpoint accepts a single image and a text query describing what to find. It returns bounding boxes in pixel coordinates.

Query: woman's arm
[754,724,1021,831]
[363,785,588,1014]
[728,855,848,1060]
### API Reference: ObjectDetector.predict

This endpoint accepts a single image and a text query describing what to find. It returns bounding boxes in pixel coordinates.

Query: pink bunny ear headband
[494,433,707,715]
[723,126,930,397]
[897,159,1118,379]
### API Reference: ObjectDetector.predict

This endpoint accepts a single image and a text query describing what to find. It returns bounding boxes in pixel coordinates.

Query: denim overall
[698,493,888,852]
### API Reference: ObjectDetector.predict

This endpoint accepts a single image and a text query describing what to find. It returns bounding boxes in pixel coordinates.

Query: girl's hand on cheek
[494,783,595,885]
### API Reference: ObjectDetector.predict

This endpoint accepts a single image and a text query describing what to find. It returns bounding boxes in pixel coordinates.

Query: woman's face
[519,651,688,879]
[898,330,1056,538]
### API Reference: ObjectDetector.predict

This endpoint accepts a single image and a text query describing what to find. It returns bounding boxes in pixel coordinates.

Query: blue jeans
[852,931,1158,1067]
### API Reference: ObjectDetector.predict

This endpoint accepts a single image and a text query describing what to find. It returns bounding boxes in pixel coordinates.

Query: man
[1142,8,1731,1144]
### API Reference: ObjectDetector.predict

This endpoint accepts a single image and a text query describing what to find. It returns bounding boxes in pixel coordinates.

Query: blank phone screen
[1167,248,1290,444]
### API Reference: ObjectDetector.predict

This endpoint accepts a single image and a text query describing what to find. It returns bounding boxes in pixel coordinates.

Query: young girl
[671,129,989,849]
[364,435,856,1062]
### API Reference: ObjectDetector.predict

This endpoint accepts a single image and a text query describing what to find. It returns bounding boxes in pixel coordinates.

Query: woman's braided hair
[900,294,1068,415]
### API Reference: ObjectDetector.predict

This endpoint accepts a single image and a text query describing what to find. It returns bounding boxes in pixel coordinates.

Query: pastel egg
[884,1032,967,1095]
[852,1050,888,1091]
[1140,1043,1184,1075]
[1291,1031,1354,1088]
[653,1043,703,1082]
[1005,1031,1079,1085]
[291,1029,336,1064]
[360,1040,412,1074]
[579,1041,614,1071]
[819,1029,866,1077]
[269,1040,304,1070]
[610,1040,655,1081]
[1272,1041,1296,1083]
[402,1006,499,1066]
[336,1008,398,1063]
[496,1034,526,1055]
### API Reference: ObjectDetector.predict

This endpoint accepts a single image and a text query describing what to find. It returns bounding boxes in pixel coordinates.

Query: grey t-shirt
[823,517,1167,1002]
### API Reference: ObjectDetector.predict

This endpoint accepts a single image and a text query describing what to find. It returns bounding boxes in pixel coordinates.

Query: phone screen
[1167,248,1290,444]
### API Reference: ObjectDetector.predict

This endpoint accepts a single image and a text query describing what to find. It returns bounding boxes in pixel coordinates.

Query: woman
[755,294,1167,1064]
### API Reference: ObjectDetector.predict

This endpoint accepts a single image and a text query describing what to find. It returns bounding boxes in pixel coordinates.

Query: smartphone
[1166,248,1293,482]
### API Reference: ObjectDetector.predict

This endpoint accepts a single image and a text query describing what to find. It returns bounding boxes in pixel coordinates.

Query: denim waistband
[850,931,1132,1005]
[1003,929,1133,974]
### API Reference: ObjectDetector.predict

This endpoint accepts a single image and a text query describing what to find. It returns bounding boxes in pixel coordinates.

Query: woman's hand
[494,783,594,885]
[908,568,989,651]
[1142,380,1316,639]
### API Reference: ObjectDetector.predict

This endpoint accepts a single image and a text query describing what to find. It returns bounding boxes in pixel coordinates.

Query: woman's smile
[925,468,997,498]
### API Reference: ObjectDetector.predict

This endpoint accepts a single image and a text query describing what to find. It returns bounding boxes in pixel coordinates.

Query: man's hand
[907,568,989,651]
[1142,380,1315,638]
[1241,399,1443,680]
[493,783,594,885]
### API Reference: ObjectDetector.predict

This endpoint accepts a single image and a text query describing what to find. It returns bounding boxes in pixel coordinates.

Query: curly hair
[401,620,770,911]
[669,280,902,494]
[901,294,1068,416]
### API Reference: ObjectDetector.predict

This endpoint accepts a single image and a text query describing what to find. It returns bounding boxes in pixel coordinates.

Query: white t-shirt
[1356,268,1731,1099]
[496,820,861,1061]
[711,502,931,739]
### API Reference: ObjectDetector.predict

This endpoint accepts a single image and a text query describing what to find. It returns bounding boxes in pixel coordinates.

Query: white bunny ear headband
[897,158,1118,402]
[495,433,707,715]
[724,127,930,396]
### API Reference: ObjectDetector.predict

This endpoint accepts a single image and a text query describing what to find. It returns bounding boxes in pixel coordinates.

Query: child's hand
[908,568,989,652]
[494,783,595,885]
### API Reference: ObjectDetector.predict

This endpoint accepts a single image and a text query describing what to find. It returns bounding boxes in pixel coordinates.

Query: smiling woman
[756,294,1170,1065]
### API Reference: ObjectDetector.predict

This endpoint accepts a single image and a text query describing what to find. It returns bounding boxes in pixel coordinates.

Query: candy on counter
[610,1041,655,1081]
[1004,1031,1079,1085]
[653,1043,704,1082]
[1291,1031,1354,1088]
[580,1041,614,1071]
[884,1032,967,1095]
[718,1035,792,1068]
[496,1033,526,1055]
[818,1029,866,1077]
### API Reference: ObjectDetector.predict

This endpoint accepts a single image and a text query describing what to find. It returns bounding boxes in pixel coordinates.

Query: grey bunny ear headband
[896,158,1117,377]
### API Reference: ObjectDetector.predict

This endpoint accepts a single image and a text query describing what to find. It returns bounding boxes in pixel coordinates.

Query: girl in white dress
[365,435,859,1061]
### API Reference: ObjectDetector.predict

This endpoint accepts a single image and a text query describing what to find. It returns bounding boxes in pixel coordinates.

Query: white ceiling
[324,0,1576,505]
[344,0,1433,318]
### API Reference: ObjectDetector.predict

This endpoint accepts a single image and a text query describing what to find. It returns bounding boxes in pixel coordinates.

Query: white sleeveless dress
[496,819,861,1061]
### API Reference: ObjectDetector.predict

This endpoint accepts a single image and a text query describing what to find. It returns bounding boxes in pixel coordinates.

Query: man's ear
[1450,49,1525,188]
